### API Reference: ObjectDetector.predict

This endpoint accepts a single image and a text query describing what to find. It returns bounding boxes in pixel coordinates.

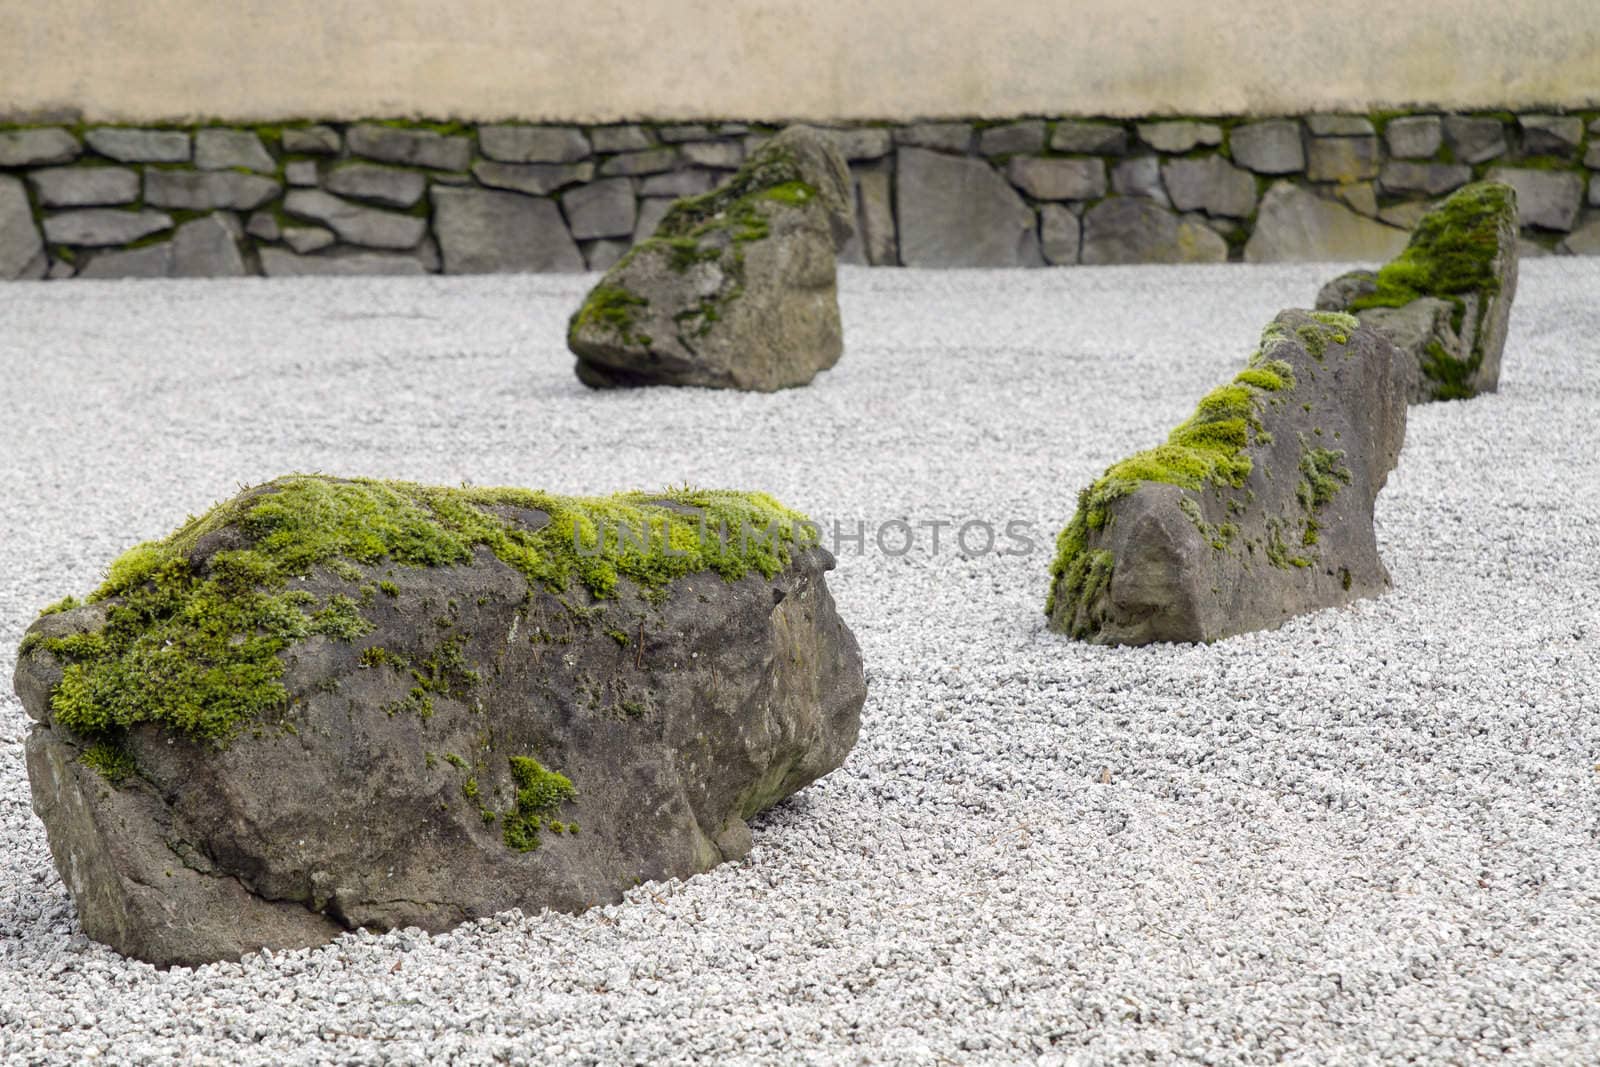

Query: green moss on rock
[502,755,578,852]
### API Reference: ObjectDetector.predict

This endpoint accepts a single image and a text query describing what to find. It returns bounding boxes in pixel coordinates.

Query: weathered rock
[680,142,744,169]
[284,190,427,250]
[894,123,972,153]
[260,248,431,276]
[1050,122,1127,156]
[1137,121,1222,153]
[1586,143,1600,171]
[473,161,595,197]
[658,125,713,143]
[431,187,585,274]
[0,127,81,167]
[1518,114,1584,156]
[640,169,715,198]
[1306,135,1380,183]
[600,149,677,177]
[1484,167,1583,231]
[16,475,863,966]
[285,161,318,187]
[1080,198,1227,265]
[820,128,890,161]
[1110,156,1170,206]
[1559,217,1600,255]
[1378,161,1473,197]
[43,209,174,247]
[0,176,47,280]
[1244,183,1408,263]
[1046,309,1406,645]
[85,128,190,163]
[195,129,276,174]
[1229,120,1305,175]
[281,126,341,155]
[28,167,139,208]
[479,125,591,164]
[854,168,897,266]
[47,260,76,280]
[279,226,335,254]
[1336,182,1379,218]
[590,126,654,153]
[77,243,173,280]
[1443,117,1507,164]
[171,214,246,278]
[563,178,637,241]
[144,170,281,212]
[1306,115,1375,137]
[1377,200,1435,230]
[978,121,1046,156]
[1161,155,1257,217]
[1039,204,1081,265]
[245,211,280,242]
[1006,157,1106,201]
[1315,182,1519,401]
[570,125,852,390]
[1384,115,1443,159]
[632,198,674,245]
[347,125,472,172]
[897,147,1040,267]
[583,239,630,272]
[323,164,428,209]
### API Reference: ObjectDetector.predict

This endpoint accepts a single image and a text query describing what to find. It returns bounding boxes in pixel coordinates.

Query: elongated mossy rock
[1046,310,1407,645]
[567,125,853,391]
[14,476,865,966]
[1315,182,1518,402]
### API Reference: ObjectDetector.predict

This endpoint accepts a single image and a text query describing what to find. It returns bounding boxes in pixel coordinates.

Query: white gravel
[2,260,1599,1065]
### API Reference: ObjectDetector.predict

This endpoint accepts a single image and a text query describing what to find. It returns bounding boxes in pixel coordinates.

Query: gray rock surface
[1161,155,1257,217]
[632,198,674,245]
[1306,115,1375,136]
[562,178,637,240]
[897,148,1040,267]
[1336,182,1380,217]
[27,167,138,208]
[170,214,246,278]
[431,187,585,274]
[827,129,893,161]
[1039,203,1081,265]
[284,161,318,186]
[854,168,897,266]
[893,123,971,152]
[323,164,428,209]
[42,209,174,247]
[284,189,428,250]
[1443,116,1507,164]
[977,121,1046,156]
[1111,156,1171,206]
[1244,183,1408,263]
[1484,167,1584,231]
[1518,114,1584,155]
[1587,143,1600,171]
[1377,200,1435,229]
[1050,122,1127,155]
[1306,135,1379,182]
[195,129,276,174]
[260,248,431,276]
[144,170,281,211]
[1559,217,1600,254]
[570,126,853,390]
[658,125,712,143]
[245,211,280,241]
[590,126,654,153]
[15,475,864,966]
[640,169,715,198]
[1228,120,1305,174]
[1047,308,1406,644]
[1006,157,1106,201]
[680,142,743,169]
[473,161,595,197]
[0,127,81,167]
[1384,115,1443,159]
[76,243,173,279]
[1378,161,1474,196]
[1080,198,1227,265]
[0,176,46,280]
[582,238,630,271]
[347,125,472,172]
[281,126,341,155]
[1136,121,1222,153]
[281,226,337,254]
[599,150,677,177]
[478,126,591,164]
[84,128,190,163]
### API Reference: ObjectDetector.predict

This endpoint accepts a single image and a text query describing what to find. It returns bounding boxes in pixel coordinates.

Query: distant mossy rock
[1046,310,1408,645]
[567,125,853,391]
[15,475,864,966]
[1315,182,1519,402]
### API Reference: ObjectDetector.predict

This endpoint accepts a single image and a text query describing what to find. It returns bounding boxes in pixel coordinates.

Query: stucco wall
[2,1,1597,124]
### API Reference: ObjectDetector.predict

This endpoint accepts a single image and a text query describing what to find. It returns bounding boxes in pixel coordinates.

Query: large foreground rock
[1047,310,1407,645]
[16,476,865,966]
[568,126,853,391]
[1315,182,1518,401]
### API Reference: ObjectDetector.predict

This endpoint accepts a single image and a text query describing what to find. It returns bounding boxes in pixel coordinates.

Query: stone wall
[2,113,1597,282]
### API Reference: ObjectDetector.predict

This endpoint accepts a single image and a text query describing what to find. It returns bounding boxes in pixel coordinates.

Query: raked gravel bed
[1,260,1598,1065]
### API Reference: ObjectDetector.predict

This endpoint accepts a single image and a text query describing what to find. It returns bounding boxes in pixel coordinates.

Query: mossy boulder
[566,125,853,391]
[15,475,865,966]
[1315,182,1519,402]
[1046,310,1408,645]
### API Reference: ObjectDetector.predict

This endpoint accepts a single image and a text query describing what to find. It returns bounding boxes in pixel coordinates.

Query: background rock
[479,125,591,164]
[195,129,276,173]
[1244,183,1408,262]
[0,176,46,279]
[1229,120,1305,174]
[897,147,1040,267]
[1484,167,1584,231]
[323,164,428,208]
[28,167,138,208]
[431,187,585,273]
[1384,116,1442,159]
[43,209,174,247]
[347,125,472,171]
[84,128,190,163]
[1161,155,1257,217]
[0,128,81,167]
[144,170,281,211]
[284,189,428,250]
[1081,198,1226,265]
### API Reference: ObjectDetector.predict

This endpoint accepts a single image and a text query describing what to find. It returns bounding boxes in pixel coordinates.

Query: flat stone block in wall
[590,126,654,153]
[281,126,341,155]
[1006,156,1106,200]
[85,128,190,163]
[323,164,428,208]
[285,161,318,186]
[896,147,1040,267]
[282,226,336,254]
[1586,144,1600,170]
[284,189,427,249]
[1306,115,1375,136]
[27,166,138,208]
[1377,200,1434,229]
[680,141,743,168]
[894,123,972,153]
[1385,116,1443,159]
[0,128,80,167]
[855,168,896,266]
[245,211,279,241]
[562,178,637,240]
[472,160,594,197]
[78,243,172,279]
[1306,135,1379,183]
[347,124,471,172]
[260,247,430,277]
[657,125,712,143]
[1336,182,1379,217]
[171,214,246,277]
[478,125,590,164]
[600,149,677,177]
[978,121,1046,156]
[1080,198,1226,264]
[640,169,714,198]
[1560,217,1600,255]
[0,176,46,280]
[1228,120,1305,175]
[1050,122,1127,155]
[1484,167,1585,231]
[582,238,630,271]
[1443,117,1508,164]
[1136,121,1221,153]
[1378,161,1473,196]
[430,187,584,274]
[43,209,173,247]
[1111,156,1169,206]
[145,170,281,211]
[633,198,674,245]
[829,128,893,161]
[1243,182,1408,262]
[1161,155,1256,217]
[195,129,275,174]
[1518,114,1583,155]
[1039,204,1081,265]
